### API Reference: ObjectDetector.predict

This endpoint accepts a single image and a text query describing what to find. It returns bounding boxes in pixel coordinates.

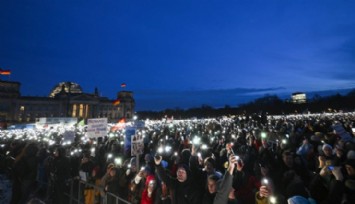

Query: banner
[124,127,136,153]
[87,118,107,138]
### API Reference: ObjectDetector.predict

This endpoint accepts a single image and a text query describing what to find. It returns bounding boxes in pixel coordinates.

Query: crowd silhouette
[1,112,355,204]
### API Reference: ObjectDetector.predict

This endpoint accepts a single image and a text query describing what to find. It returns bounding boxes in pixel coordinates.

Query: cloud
[135,87,285,97]
[134,87,286,111]
[315,36,355,81]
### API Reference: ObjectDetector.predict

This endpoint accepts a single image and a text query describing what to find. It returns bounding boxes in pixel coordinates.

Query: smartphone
[235,156,242,166]
[261,178,269,185]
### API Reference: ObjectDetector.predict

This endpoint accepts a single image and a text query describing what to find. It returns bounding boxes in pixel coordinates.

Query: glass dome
[49,82,83,97]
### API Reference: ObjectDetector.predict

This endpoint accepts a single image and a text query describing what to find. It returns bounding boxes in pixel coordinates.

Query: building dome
[49,82,83,98]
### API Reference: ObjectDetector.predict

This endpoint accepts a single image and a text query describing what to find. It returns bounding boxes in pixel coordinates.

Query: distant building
[291,92,307,104]
[0,80,135,124]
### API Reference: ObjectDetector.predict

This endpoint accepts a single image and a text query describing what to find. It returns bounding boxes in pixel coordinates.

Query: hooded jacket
[141,175,156,204]
[156,163,203,204]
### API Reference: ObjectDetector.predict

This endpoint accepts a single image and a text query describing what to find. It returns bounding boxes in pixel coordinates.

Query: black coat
[156,164,204,204]
[106,175,120,204]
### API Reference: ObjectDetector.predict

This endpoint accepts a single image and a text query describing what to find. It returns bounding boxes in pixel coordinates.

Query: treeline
[137,89,355,120]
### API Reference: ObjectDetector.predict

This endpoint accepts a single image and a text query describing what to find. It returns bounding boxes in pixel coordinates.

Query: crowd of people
[1,112,355,204]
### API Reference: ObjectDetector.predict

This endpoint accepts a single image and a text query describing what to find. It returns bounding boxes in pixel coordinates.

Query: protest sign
[87,118,107,138]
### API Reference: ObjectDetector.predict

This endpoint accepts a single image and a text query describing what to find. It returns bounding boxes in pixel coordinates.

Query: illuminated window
[85,104,89,118]
[72,104,77,117]
[20,106,25,111]
[79,104,84,117]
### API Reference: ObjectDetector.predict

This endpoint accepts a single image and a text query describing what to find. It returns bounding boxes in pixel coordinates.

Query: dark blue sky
[1,0,355,111]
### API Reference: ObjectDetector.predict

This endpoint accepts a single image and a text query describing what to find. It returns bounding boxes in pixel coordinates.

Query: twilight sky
[1,0,355,111]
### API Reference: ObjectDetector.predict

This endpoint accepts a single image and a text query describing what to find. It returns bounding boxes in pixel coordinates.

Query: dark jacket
[309,174,344,204]
[155,164,203,204]
[232,170,261,204]
[106,174,120,204]
[202,191,216,204]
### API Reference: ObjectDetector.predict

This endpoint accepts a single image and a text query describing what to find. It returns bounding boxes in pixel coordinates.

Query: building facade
[291,92,307,104]
[0,80,135,126]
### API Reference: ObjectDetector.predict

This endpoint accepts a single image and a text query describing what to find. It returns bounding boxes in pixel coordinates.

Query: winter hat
[180,149,191,164]
[177,163,191,177]
[177,163,189,171]
[130,157,137,166]
[347,150,355,160]
[145,175,156,187]
[322,144,332,152]
[287,196,311,204]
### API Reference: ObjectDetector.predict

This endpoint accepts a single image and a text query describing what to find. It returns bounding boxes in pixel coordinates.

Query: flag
[121,83,126,88]
[113,99,121,106]
[0,69,11,75]
[111,117,126,131]
[118,117,126,123]
[77,119,85,126]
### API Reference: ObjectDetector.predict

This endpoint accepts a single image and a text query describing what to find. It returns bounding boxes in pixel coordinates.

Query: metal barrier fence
[0,154,130,204]
[64,178,131,204]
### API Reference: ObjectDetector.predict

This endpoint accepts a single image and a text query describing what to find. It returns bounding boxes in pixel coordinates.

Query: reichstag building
[0,80,135,125]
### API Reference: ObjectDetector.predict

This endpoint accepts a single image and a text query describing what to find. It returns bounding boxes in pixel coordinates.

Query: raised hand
[154,155,162,165]
[259,185,270,198]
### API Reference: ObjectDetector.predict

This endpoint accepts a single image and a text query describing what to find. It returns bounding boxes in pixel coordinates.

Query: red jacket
[141,175,156,204]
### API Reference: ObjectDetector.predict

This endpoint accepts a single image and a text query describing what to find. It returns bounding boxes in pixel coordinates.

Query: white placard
[87,118,108,138]
[131,133,144,156]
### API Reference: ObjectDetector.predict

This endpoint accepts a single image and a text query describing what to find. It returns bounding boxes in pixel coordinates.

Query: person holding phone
[154,155,203,204]
[213,154,237,204]
[231,154,261,204]
[309,165,344,204]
